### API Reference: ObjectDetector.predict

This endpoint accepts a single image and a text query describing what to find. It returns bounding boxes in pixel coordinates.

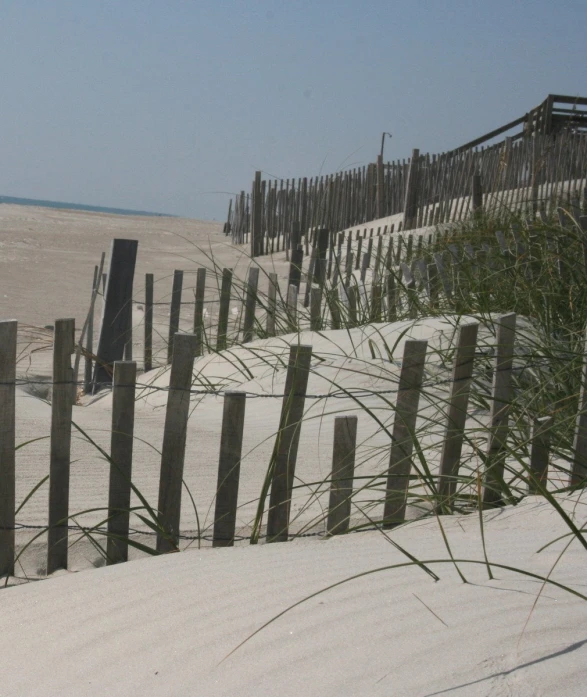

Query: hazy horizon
[2,1,586,221]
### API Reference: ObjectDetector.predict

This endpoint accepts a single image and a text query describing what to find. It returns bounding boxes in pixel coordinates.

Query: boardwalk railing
[225,96,587,254]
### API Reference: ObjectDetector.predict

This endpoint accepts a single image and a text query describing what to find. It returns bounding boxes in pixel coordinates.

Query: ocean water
[0,195,173,218]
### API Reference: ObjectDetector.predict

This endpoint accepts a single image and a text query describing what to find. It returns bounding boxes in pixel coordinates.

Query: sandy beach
[1,203,587,695]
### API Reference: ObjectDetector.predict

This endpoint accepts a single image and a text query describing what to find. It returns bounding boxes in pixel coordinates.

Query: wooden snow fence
[3,298,587,576]
[226,99,587,256]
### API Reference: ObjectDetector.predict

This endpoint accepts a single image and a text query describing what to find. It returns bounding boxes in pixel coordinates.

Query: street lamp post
[380,132,392,159]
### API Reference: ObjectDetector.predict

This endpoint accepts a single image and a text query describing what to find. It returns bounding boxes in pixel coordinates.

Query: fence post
[571,332,587,487]
[436,323,479,509]
[304,245,317,308]
[400,262,417,319]
[107,360,136,564]
[0,320,17,577]
[212,391,247,547]
[529,416,553,494]
[370,283,382,322]
[472,172,483,216]
[427,262,440,308]
[144,273,154,372]
[47,318,75,573]
[403,148,420,231]
[310,286,322,331]
[167,270,184,364]
[288,245,304,290]
[84,266,98,393]
[156,333,198,553]
[287,284,298,332]
[328,288,342,330]
[327,416,358,535]
[383,339,428,527]
[483,313,517,506]
[266,344,312,542]
[266,273,278,337]
[242,267,260,343]
[386,272,398,322]
[376,154,385,219]
[217,268,233,351]
[251,170,263,258]
[93,239,138,389]
[193,268,206,357]
[313,228,330,287]
[346,284,358,327]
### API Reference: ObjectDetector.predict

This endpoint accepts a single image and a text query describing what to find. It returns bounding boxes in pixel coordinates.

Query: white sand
[2,205,587,695]
[2,496,587,696]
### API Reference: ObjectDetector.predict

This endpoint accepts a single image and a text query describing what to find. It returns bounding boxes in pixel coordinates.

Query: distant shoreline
[0,195,175,218]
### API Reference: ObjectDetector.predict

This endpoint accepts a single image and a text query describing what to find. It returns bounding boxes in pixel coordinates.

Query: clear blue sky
[1,0,586,220]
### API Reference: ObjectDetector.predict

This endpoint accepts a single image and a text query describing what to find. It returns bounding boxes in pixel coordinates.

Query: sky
[1,0,586,220]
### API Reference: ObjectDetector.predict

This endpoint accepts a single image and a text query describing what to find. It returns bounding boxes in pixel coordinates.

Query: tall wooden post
[93,239,138,389]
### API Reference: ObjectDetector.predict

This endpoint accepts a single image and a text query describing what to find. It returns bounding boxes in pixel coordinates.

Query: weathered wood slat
[213,391,247,547]
[156,333,198,553]
[436,323,479,508]
[483,313,517,506]
[107,361,137,564]
[327,416,358,535]
[47,318,75,573]
[383,339,428,527]
[267,345,312,542]
[0,320,17,577]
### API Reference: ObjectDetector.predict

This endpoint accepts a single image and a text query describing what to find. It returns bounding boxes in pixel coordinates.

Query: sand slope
[1,496,586,696]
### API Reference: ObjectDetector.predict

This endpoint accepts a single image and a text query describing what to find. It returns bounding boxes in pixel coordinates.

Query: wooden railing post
[0,320,17,577]
[107,360,137,564]
[47,318,75,573]
[383,339,427,527]
[266,345,312,542]
[327,416,358,535]
[156,333,198,553]
[213,391,247,547]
